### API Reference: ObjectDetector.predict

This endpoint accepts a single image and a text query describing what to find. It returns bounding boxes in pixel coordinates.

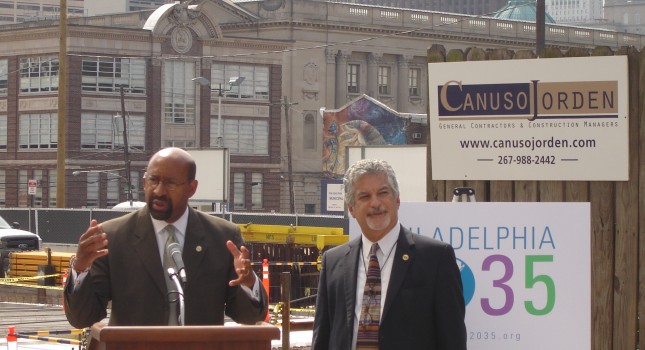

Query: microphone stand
[167,267,185,326]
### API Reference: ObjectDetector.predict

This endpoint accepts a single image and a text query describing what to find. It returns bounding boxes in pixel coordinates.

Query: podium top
[89,323,280,350]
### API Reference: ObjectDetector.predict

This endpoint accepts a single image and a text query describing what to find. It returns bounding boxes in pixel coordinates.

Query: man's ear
[348,204,355,218]
[187,179,198,197]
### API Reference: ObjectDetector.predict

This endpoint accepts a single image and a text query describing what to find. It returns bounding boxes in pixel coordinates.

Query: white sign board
[346,145,427,202]
[428,56,629,180]
[28,179,37,195]
[350,202,591,350]
[187,149,229,203]
[326,183,345,212]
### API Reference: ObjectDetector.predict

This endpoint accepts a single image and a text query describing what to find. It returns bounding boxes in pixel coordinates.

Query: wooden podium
[87,323,280,350]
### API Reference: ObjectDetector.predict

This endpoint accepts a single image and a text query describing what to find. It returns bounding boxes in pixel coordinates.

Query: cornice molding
[219,20,587,50]
[204,39,289,51]
[0,26,151,43]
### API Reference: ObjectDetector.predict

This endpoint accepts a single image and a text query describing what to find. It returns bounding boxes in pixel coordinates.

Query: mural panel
[322,95,408,178]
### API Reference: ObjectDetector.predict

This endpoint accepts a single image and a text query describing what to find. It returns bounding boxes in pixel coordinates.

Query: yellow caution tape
[0,280,64,290]
[0,273,61,283]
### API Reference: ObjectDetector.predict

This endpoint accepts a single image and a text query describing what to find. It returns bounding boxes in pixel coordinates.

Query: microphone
[167,242,187,284]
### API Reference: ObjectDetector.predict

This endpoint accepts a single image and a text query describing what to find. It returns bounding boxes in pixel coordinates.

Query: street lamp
[73,169,134,206]
[192,76,245,148]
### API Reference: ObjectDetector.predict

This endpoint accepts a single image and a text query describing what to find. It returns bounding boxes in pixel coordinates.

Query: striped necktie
[357,243,381,349]
[163,225,179,325]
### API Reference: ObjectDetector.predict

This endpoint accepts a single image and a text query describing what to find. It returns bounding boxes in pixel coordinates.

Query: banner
[350,202,590,350]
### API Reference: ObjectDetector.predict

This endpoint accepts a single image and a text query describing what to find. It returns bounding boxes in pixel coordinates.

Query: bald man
[64,147,267,327]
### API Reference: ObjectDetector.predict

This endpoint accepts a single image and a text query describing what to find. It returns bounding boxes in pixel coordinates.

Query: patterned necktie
[163,225,179,325]
[357,243,381,349]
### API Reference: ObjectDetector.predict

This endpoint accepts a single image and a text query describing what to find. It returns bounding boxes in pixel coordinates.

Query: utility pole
[536,0,545,57]
[120,87,133,205]
[56,0,67,207]
[283,96,295,213]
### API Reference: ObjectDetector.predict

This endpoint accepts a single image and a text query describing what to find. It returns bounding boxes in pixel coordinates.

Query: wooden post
[56,0,67,207]
[281,272,291,350]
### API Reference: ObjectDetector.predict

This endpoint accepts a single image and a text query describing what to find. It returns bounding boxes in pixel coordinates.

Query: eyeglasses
[144,176,188,191]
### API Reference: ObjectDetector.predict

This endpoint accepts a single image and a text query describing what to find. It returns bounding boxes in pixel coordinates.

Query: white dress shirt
[351,222,400,350]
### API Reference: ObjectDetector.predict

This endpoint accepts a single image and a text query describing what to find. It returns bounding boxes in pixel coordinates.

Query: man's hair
[343,159,399,206]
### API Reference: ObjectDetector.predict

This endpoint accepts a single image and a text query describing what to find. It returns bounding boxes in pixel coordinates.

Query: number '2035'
[480,255,555,316]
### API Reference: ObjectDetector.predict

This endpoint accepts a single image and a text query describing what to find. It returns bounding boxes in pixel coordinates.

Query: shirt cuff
[70,268,89,292]
[239,274,261,301]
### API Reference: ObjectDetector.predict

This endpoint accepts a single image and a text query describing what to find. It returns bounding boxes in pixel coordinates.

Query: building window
[0,115,6,149]
[305,204,316,214]
[32,170,43,207]
[165,140,195,148]
[251,173,263,210]
[114,115,145,151]
[163,61,196,124]
[48,171,56,207]
[82,57,146,94]
[378,66,390,95]
[211,118,268,155]
[211,64,269,100]
[86,172,99,208]
[81,113,145,151]
[130,171,140,200]
[0,59,7,95]
[303,112,316,150]
[107,172,120,207]
[19,113,57,149]
[347,64,359,93]
[0,170,4,207]
[19,56,59,93]
[409,68,420,97]
[233,173,245,210]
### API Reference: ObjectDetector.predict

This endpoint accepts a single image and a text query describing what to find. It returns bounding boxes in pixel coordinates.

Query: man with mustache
[64,147,267,327]
[312,159,467,350]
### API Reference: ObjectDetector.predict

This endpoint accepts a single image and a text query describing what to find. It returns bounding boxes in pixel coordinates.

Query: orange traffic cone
[6,326,17,350]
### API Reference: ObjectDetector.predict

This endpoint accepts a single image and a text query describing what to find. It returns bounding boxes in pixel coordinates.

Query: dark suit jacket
[312,226,467,350]
[64,207,267,328]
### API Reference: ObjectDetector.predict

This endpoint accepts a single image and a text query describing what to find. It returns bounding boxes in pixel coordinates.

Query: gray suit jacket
[312,226,467,350]
[64,207,267,328]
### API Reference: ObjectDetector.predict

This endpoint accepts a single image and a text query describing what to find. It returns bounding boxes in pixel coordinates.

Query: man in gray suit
[312,159,467,350]
[64,147,267,327]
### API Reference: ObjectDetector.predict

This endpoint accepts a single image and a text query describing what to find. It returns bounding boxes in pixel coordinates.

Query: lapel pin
[402,254,409,261]
[196,245,202,252]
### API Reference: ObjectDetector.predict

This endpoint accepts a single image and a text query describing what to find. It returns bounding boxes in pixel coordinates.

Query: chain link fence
[0,208,348,245]
[0,208,348,306]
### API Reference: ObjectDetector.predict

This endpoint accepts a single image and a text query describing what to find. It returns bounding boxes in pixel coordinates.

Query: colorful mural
[322,95,408,178]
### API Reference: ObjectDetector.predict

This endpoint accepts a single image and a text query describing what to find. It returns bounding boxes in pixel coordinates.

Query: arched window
[303,113,316,150]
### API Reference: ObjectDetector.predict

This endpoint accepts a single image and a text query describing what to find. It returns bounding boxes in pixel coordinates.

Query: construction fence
[0,208,349,307]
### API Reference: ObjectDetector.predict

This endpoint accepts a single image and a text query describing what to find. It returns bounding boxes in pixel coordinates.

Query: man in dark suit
[64,147,267,327]
[312,159,467,350]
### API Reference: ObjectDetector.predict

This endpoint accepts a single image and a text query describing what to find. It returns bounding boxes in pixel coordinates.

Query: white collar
[360,221,400,258]
[151,206,189,235]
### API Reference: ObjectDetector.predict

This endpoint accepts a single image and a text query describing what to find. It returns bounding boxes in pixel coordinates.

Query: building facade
[604,0,645,34]
[0,0,642,212]
[546,0,604,25]
[0,0,84,24]
[336,0,508,16]
[85,0,172,16]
